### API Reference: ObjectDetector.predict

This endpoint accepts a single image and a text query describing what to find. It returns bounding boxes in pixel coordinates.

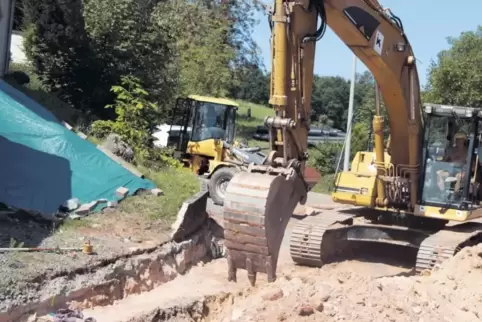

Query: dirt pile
[210,245,482,322]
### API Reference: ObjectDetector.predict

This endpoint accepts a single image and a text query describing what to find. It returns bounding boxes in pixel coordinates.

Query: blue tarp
[0,80,156,216]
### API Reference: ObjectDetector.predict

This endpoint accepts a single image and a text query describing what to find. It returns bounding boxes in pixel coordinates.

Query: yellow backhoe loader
[219,0,482,286]
[169,95,267,205]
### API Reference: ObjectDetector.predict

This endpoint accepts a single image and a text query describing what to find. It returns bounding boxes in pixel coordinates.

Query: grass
[235,100,273,143]
[311,174,335,194]
[60,166,200,231]
[126,166,200,221]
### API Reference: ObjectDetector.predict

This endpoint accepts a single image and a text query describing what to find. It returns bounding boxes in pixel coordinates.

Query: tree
[152,0,263,98]
[22,0,97,111]
[311,76,350,130]
[84,0,176,118]
[91,76,160,155]
[424,26,482,107]
[229,63,270,104]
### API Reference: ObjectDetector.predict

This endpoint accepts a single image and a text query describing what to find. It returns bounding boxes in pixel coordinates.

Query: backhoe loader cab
[420,103,482,211]
[170,95,238,158]
[169,95,267,205]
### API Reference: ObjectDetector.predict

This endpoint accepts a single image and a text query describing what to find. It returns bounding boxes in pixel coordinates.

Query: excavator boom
[222,0,435,285]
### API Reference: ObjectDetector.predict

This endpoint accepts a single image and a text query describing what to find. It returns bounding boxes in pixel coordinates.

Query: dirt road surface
[82,193,424,322]
[32,192,482,322]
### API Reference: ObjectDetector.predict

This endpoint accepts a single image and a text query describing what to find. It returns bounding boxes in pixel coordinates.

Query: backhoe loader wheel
[209,167,239,206]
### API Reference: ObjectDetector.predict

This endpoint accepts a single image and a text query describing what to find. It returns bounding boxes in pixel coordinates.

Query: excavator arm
[222,0,422,286]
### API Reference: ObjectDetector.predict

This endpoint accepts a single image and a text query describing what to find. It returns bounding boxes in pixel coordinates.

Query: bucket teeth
[223,170,306,286]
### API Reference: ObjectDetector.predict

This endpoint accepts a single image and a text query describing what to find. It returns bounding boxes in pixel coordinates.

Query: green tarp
[0,80,156,217]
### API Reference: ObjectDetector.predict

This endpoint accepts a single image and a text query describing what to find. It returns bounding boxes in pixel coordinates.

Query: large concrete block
[171,191,209,242]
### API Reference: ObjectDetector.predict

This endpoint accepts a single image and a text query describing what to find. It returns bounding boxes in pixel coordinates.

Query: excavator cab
[419,103,482,210]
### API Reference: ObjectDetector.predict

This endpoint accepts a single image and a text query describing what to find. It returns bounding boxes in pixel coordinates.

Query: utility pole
[344,55,356,171]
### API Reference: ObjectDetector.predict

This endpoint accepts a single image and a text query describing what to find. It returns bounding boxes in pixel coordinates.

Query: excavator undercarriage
[290,209,482,272]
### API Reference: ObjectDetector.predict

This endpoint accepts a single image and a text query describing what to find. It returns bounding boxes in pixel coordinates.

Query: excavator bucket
[222,170,307,286]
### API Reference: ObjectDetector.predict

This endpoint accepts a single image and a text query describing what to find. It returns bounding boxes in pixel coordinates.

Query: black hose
[302,0,327,43]
[268,10,273,31]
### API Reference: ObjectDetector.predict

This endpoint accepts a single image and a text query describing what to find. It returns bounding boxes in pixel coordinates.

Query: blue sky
[252,0,482,87]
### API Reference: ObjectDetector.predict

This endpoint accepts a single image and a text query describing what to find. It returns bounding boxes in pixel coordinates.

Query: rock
[77,131,88,139]
[63,198,80,211]
[317,283,332,302]
[62,121,73,131]
[277,312,287,321]
[116,187,129,199]
[107,200,118,208]
[75,201,99,216]
[412,306,422,314]
[315,301,324,312]
[261,288,284,301]
[297,304,314,316]
[102,133,135,162]
[151,188,164,196]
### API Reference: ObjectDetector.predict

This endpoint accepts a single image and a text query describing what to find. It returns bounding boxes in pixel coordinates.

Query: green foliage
[152,1,232,97]
[152,0,262,98]
[91,76,160,158]
[311,76,350,130]
[229,65,270,105]
[84,0,176,114]
[22,0,97,110]
[310,143,343,176]
[425,26,482,107]
[350,123,370,158]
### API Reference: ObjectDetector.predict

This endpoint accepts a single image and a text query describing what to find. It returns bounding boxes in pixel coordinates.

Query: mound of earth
[210,245,482,322]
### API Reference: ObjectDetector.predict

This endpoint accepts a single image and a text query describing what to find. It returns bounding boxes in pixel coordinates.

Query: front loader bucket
[222,170,306,286]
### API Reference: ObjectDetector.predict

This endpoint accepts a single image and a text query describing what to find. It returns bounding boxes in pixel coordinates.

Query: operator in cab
[436,132,468,193]
[201,104,225,140]
[445,132,468,164]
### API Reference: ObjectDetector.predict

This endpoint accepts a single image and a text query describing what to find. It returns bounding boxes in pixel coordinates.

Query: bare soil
[12,193,482,322]
[74,243,482,322]
[0,195,174,316]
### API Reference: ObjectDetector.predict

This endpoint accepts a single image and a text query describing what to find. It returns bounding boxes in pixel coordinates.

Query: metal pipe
[375,82,381,116]
[407,60,419,209]
[344,55,357,171]
[373,115,386,206]
[269,0,288,110]
[373,82,386,206]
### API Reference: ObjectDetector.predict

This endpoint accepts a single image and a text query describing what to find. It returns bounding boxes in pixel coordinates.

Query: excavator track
[289,210,482,273]
[222,169,306,286]
[415,223,482,272]
[290,212,355,266]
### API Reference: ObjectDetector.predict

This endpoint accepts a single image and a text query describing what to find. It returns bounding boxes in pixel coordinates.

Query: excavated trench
[1,220,223,322]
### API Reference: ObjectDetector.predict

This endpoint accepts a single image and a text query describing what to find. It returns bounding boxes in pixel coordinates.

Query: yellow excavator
[221,0,482,286]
